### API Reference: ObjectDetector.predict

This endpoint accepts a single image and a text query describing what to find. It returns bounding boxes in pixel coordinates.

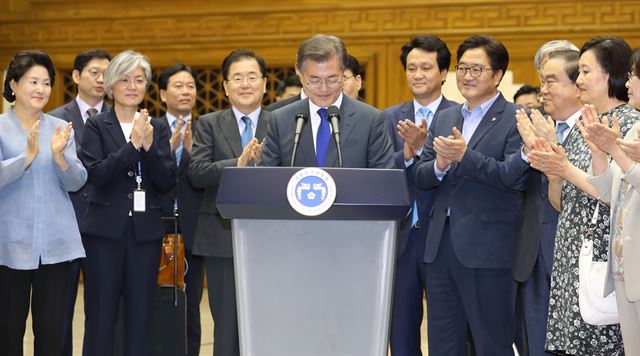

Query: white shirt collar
[232,106,261,128]
[75,95,104,122]
[309,92,344,115]
[300,89,308,100]
[413,95,443,119]
[557,109,581,129]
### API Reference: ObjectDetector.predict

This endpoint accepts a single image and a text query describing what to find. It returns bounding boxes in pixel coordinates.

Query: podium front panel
[233,219,396,356]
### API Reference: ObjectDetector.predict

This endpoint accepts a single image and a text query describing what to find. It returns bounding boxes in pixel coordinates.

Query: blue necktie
[556,121,569,145]
[241,116,253,148]
[316,108,330,166]
[171,119,184,165]
[418,107,432,128]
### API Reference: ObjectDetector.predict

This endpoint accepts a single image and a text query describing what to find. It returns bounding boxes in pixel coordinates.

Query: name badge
[133,190,146,212]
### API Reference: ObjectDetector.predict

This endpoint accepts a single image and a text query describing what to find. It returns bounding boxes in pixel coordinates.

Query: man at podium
[261,34,394,169]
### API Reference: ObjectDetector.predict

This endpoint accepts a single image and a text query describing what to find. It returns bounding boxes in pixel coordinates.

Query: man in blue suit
[48,48,112,356]
[509,48,581,356]
[414,35,527,355]
[383,35,456,356]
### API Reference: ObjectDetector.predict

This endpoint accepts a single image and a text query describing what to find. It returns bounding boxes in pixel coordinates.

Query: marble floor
[23,285,429,356]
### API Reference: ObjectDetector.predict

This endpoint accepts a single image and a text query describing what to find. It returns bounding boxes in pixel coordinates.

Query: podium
[217,167,410,356]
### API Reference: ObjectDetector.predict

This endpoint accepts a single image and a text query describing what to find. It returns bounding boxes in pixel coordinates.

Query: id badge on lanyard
[133,161,146,212]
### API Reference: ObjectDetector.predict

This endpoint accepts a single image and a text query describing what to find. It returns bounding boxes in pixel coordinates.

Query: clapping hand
[528,109,556,144]
[577,104,620,155]
[397,118,428,159]
[515,109,537,152]
[183,119,193,154]
[527,137,569,179]
[237,138,265,167]
[130,109,149,150]
[433,127,466,165]
[169,116,184,152]
[617,129,640,163]
[51,122,73,170]
[25,121,40,168]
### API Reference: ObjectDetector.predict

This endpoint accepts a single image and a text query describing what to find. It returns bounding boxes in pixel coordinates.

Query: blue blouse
[0,108,87,270]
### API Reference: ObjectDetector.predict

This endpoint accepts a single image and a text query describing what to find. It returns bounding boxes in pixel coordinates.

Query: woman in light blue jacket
[0,50,87,356]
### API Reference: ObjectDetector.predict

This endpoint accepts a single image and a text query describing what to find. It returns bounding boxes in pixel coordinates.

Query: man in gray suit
[188,49,271,356]
[48,48,111,356]
[261,34,394,168]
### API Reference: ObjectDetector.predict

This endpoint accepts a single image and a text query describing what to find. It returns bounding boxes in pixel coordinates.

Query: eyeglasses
[455,65,493,78]
[227,75,262,86]
[86,68,105,78]
[117,76,148,87]
[305,76,342,89]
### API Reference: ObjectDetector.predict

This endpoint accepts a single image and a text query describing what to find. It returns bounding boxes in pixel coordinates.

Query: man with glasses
[343,54,363,100]
[261,34,393,169]
[189,49,271,356]
[48,48,111,356]
[413,35,526,355]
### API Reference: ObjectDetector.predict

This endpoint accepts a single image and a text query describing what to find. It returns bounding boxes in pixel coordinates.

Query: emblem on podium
[286,167,336,216]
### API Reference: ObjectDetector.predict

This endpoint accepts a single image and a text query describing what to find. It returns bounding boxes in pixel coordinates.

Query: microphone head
[327,105,340,120]
[295,113,308,122]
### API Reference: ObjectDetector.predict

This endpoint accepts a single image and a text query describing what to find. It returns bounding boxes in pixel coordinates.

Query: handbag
[578,201,619,325]
[158,231,186,289]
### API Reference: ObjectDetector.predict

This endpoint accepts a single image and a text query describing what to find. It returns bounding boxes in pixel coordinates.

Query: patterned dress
[545,104,640,355]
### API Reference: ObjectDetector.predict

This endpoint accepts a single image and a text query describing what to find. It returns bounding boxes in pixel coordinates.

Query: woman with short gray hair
[79,50,176,356]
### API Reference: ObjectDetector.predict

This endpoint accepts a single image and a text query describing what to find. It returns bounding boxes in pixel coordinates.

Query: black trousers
[204,256,240,356]
[0,262,70,356]
[82,219,162,356]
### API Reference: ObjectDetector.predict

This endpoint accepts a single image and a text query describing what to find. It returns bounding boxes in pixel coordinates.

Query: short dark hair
[157,63,201,91]
[513,85,538,102]
[296,34,347,73]
[276,75,302,96]
[400,35,451,72]
[546,49,580,83]
[73,49,111,73]
[580,36,632,101]
[629,48,640,78]
[3,50,56,102]
[221,49,266,81]
[457,35,509,81]
[344,54,361,76]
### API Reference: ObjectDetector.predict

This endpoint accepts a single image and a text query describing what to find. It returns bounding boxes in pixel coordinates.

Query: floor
[23,285,429,355]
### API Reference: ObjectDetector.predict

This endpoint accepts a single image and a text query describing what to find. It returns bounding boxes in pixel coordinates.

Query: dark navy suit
[48,100,109,356]
[414,93,527,356]
[158,115,205,356]
[383,97,456,356]
[80,108,176,356]
[507,125,578,356]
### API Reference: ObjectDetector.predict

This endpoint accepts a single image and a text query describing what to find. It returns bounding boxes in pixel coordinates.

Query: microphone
[327,106,343,168]
[290,113,308,167]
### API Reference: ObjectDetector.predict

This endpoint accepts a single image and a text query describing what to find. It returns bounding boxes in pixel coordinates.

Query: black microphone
[290,113,308,167]
[327,106,343,168]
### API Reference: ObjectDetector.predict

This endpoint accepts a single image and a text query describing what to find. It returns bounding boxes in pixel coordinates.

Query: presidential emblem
[286,167,337,216]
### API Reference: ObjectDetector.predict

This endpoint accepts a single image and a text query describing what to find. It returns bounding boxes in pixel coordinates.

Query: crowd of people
[1,32,639,356]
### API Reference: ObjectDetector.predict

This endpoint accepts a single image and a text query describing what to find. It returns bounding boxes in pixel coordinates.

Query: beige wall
[1,0,639,111]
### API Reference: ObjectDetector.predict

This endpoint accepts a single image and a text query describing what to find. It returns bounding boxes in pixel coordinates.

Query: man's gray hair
[296,34,347,73]
[534,40,579,70]
[103,50,152,99]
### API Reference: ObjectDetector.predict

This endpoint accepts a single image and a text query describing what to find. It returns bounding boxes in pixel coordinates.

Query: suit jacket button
[127,171,134,177]
[415,220,421,229]
[127,193,133,199]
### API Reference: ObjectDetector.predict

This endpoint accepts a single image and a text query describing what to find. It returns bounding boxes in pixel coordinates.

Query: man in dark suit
[48,48,111,356]
[188,49,271,356]
[382,35,456,356]
[414,35,528,355]
[156,64,205,356]
[261,34,394,169]
[508,48,581,356]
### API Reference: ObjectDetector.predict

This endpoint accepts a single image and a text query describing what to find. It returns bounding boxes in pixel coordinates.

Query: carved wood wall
[1,0,639,112]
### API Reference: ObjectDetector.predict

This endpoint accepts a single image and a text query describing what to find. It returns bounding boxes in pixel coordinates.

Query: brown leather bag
[157,233,185,289]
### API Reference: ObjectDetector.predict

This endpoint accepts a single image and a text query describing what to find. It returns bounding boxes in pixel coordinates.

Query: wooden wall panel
[1,0,639,112]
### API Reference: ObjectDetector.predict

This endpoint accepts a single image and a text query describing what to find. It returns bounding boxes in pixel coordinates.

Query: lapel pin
[491,117,496,122]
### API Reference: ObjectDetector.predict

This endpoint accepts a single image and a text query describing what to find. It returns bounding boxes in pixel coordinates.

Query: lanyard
[134,161,143,190]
